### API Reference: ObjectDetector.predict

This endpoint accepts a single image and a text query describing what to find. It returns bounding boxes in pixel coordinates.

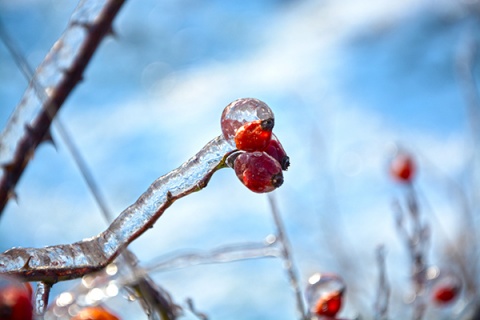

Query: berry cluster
[221,98,289,193]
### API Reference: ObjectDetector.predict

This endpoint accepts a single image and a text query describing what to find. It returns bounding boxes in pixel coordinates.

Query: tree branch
[0,0,125,215]
[0,136,234,283]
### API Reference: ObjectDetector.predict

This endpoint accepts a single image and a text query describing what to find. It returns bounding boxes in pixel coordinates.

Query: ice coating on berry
[234,120,273,152]
[234,151,283,193]
[0,274,33,320]
[265,134,289,170]
[306,273,345,318]
[221,98,275,146]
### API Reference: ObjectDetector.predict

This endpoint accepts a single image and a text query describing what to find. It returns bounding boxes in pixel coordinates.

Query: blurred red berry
[313,291,342,317]
[234,151,283,193]
[432,282,460,305]
[264,134,289,171]
[234,119,274,152]
[434,285,458,304]
[0,275,33,320]
[390,152,415,183]
[429,269,461,306]
[72,306,120,320]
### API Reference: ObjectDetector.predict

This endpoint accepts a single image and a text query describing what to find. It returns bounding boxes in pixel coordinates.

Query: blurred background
[1,0,480,318]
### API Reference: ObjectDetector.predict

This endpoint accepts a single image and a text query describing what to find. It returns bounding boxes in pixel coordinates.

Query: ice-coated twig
[0,0,125,215]
[142,239,281,273]
[392,187,429,320]
[1,21,181,319]
[0,136,235,282]
[34,281,52,317]
[267,194,307,320]
[374,245,390,320]
[126,272,180,320]
[185,298,208,320]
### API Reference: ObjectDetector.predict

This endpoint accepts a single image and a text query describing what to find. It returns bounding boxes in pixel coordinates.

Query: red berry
[306,273,346,318]
[264,134,289,170]
[234,151,283,193]
[313,291,342,317]
[434,285,458,304]
[429,269,461,306]
[72,306,120,320]
[220,98,274,146]
[0,275,33,320]
[390,152,415,183]
[234,119,274,152]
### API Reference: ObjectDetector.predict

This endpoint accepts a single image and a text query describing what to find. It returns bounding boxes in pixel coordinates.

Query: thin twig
[143,240,281,274]
[374,245,390,320]
[393,186,429,320]
[34,281,52,317]
[267,193,307,320]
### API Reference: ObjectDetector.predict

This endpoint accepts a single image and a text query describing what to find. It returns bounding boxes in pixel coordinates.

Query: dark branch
[0,0,125,215]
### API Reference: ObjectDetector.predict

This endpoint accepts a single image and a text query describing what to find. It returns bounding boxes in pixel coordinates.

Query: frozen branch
[393,188,429,320]
[143,239,281,273]
[0,0,125,215]
[0,136,234,283]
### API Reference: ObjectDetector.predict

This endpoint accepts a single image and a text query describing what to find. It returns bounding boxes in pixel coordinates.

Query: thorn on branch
[7,190,18,203]
[22,256,32,270]
[39,129,57,150]
[106,26,117,38]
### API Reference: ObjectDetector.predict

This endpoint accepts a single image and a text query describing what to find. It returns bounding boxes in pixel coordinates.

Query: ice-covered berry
[313,291,342,317]
[306,273,345,318]
[234,119,274,152]
[234,151,283,193]
[264,134,289,170]
[221,98,274,147]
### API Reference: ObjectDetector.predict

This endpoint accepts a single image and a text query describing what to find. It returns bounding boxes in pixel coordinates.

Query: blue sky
[0,0,478,319]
